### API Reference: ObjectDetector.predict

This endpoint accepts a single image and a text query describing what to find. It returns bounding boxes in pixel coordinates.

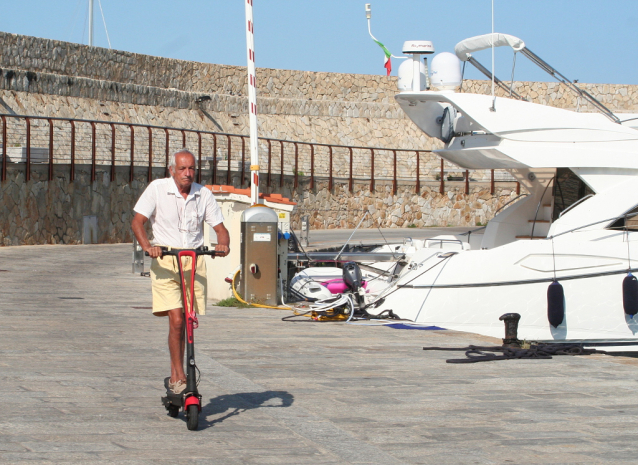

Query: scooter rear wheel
[167,404,179,418]
[186,404,199,430]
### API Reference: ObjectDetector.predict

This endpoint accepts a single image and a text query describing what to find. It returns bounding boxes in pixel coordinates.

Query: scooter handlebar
[144,246,225,257]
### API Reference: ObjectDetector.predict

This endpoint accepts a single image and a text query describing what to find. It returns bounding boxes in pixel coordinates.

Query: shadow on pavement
[198,390,294,430]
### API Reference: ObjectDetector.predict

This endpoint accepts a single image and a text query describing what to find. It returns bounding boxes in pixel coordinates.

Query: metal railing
[0,113,518,193]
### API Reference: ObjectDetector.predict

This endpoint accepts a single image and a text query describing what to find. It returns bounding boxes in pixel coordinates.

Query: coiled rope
[422,343,605,363]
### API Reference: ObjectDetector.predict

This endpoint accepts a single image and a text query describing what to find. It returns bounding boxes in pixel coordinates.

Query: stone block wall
[1,163,149,245]
[0,161,518,246]
[1,31,636,245]
[292,180,519,230]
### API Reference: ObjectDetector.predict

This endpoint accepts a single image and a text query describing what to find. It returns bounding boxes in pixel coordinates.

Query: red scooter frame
[148,246,223,431]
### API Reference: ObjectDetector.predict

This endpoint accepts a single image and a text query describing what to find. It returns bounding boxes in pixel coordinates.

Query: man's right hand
[145,246,164,258]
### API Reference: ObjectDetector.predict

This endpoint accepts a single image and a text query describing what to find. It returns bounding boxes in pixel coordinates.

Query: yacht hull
[371,235,638,343]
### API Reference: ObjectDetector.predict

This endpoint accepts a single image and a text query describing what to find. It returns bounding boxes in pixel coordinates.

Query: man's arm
[131,213,163,258]
[212,223,230,258]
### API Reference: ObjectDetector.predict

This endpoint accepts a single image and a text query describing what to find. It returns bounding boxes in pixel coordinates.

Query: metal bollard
[300,214,310,248]
[132,237,144,274]
[499,313,521,348]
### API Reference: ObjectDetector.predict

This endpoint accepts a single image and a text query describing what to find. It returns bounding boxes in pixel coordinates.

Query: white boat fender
[622,272,638,316]
[547,280,565,328]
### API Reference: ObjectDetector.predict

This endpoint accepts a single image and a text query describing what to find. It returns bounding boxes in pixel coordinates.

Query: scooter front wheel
[186,404,199,430]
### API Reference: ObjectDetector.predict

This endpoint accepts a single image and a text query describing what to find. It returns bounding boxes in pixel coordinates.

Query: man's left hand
[214,244,230,258]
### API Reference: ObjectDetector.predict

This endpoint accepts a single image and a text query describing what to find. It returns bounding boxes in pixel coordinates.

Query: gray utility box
[240,206,279,306]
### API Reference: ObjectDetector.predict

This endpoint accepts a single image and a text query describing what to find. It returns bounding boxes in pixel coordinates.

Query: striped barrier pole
[245,0,260,205]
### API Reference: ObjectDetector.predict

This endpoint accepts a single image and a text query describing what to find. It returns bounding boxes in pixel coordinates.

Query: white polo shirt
[134,177,224,249]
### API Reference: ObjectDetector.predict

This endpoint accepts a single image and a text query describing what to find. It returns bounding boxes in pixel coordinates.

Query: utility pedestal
[240,206,279,306]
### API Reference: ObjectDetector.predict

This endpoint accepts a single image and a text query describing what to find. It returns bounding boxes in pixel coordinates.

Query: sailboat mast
[88,0,94,46]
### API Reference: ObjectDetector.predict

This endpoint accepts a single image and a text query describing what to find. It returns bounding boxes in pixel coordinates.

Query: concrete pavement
[1,243,638,464]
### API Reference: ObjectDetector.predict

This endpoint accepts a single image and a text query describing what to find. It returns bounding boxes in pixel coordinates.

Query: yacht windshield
[552,168,595,221]
[609,205,638,231]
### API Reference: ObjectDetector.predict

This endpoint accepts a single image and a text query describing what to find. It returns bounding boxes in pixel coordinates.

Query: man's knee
[167,308,185,331]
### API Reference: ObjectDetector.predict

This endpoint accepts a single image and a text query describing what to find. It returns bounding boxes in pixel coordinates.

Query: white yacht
[367,34,638,347]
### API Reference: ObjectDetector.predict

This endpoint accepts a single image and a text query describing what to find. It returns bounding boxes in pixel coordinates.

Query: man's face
[170,152,196,192]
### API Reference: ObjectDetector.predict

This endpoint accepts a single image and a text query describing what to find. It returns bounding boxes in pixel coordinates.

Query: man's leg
[167,308,186,384]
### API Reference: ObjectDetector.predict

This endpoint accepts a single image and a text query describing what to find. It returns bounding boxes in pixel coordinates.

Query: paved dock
[2,243,638,464]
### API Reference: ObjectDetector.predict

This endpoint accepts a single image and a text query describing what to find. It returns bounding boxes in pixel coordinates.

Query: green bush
[215,297,250,308]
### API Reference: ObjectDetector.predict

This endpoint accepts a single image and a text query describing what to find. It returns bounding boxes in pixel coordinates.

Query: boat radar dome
[430,52,462,90]
[402,41,435,54]
[399,41,435,92]
[398,59,427,91]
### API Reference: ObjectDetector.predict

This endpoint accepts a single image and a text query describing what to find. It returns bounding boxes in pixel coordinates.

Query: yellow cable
[231,269,295,311]
[231,269,347,321]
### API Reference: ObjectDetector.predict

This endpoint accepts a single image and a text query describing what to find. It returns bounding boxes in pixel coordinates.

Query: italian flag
[373,39,392,76]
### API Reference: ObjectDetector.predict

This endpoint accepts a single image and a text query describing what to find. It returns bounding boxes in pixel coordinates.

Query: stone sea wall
[0,163,149,246]
[3,31,637,150]
[0,162,517,246]
[1,31,637,245]
[292,180,519,230]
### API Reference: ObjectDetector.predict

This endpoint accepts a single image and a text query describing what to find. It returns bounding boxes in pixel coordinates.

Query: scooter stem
[176,250,198,344]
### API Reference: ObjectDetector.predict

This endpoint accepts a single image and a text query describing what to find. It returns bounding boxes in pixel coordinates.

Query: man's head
[169,149,196,193]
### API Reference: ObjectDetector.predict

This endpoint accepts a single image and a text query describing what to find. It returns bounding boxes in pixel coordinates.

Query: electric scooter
[146,246,224,431]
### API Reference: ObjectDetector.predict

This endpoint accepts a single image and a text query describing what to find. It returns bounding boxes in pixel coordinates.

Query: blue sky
[1,0,636,85]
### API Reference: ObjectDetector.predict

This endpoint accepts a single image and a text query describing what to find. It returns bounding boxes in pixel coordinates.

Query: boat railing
[462,56,528,101]
[424,238,465,250]
[549,214,632,240]
[458,193,528,244]
[558,194,595,218]
[530,177,555,240]
[457,33,620,123]
[459,226,485,245]
[519,48,621,124]
[493,193,529,216]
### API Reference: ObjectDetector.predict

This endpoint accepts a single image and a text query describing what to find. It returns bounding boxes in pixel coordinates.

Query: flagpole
[245,0,260,205]
[365,3,404,76]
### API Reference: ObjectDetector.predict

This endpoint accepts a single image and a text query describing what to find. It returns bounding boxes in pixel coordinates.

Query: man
[131,148,230,395]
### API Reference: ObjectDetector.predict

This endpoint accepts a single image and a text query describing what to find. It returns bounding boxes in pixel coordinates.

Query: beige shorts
[150,254,207,315]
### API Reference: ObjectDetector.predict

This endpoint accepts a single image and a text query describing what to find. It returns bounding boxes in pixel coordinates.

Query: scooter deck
[161,377,201,409]
[162,377,184,408]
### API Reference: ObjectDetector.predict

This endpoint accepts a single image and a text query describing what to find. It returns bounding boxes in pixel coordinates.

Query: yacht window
[609,204,638,232]
[552,168,595,221]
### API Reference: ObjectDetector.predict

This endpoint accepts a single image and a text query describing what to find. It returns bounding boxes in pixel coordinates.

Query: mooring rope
[422,343,605,363]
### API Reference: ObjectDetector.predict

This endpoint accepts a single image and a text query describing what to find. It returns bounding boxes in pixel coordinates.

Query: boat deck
[294,226,479,251]
[1,243,637,464]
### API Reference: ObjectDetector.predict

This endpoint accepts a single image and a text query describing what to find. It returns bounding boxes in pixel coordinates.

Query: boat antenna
[459,61,466,93]
[334,211,369,261]
[374,217,395,256]
[490,0,496,111]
